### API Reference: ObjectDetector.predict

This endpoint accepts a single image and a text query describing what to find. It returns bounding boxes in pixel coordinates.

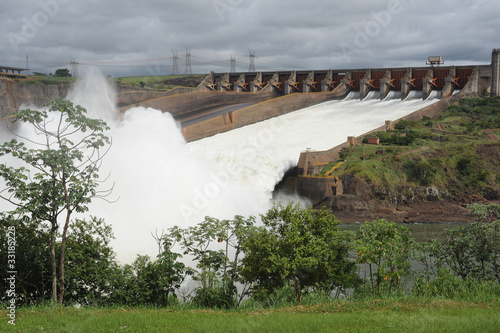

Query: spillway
[0,70,440,263]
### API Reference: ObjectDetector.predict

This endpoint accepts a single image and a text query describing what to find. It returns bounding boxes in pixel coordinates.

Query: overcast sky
[0,0,498,77]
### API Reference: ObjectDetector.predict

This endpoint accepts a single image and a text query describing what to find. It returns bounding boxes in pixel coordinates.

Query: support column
[217,73,231,91]
[200,72,216,91]
[270,73,282,93]
[338,71,354,94]
[359,69,372,100]
[250,72,263,92]
[385,120,394,131]
[321,70,334,92]
[303,71,316,93]
[492,49,500,96]
[233,73,248,92]
[380,70,393,100]
[442,67,456,98]
[422,69,435,100]
[285,71,299,94]
[401,68,413,100]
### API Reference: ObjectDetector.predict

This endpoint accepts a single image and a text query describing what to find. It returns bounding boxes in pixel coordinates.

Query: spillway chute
[404,90,423,101]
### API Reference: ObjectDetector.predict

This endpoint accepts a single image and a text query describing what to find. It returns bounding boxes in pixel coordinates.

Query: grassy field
[1,300,499,333]
[115,74,206,90]
[319,112,500,191]
[19,74,206,91]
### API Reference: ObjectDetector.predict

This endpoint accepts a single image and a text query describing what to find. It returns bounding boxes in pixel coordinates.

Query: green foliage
[62,217,119,306]
[240,203,355,303]
[444,96,500,131]
[420,222,500,283]
[404,157,436,186]
[377,130,418,145]
[54,68,72,78]
[353,219,414,296]
[0,99,111,304]
[413,269,500,300]
[0,215,121,306]
[468,203,500,222]
[190,280,236,309]
[112,250,192,307]
[0,214,51,305]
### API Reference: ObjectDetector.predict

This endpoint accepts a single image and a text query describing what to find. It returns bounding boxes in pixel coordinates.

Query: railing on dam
[204,64,490,100]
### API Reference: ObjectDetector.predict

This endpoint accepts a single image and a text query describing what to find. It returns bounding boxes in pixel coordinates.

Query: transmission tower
[184,48,192,74]
[69,58,79,77]
[248,49,256,72]
[25,55,30,75]
[230,53,236,72]
[172,50,179,75]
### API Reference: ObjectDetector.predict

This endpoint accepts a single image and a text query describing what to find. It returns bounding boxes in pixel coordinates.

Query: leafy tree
[54,68,72,78]
[354,219,414,296]
[166,216,255,308]
[468,203,500,222]
[114,250,192,307]
[404,158,436,186]
[426,222,500,283]
[0,214,51,305]
[0,99,111,304]
[240,203,355,303]
[62,217,120,305]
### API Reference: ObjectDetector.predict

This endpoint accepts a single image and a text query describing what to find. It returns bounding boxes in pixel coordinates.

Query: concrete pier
[492,49,500,96]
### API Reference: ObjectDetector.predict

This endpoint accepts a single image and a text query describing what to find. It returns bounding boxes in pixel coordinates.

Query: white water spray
[1,69,439,263]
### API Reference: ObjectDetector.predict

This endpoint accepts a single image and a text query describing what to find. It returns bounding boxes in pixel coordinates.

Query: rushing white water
[1,70,440,263]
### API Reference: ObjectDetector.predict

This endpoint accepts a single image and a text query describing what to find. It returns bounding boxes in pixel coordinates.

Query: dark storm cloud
[0,0,498,76]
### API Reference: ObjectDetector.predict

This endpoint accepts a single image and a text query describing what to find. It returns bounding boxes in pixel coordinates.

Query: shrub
[404,158,436,186]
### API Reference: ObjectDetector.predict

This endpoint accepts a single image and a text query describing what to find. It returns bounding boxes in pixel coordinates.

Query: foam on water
[0,69,440,263]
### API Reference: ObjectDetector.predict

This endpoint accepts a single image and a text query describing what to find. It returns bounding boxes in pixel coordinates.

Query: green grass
[21,76,77,85]
[2,300,499,332]
[323,105,500,191]
[115,74,206,90]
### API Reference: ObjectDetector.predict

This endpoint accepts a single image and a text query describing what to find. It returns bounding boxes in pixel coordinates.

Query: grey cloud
[0,0,498,76]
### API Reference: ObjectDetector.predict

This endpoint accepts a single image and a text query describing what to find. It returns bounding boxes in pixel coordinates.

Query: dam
[117,51,497,142]
[0,50,499,262]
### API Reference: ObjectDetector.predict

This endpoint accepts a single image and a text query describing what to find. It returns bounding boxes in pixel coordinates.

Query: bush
[190,281,237,309]
[413,269,500,300]
[404,158,436,186]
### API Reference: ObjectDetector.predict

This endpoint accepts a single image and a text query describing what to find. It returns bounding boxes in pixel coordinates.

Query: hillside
[321,96,500,223]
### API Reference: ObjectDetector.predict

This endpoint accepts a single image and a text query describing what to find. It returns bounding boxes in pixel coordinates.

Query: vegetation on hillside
[20,73,206,90]
[115,74,206,90]
[324,96,500,193]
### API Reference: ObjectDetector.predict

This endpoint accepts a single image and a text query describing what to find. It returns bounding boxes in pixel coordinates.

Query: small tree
[62,217,119,305]
[240,203,355,303]
[0,213,51,305]
[54,69,72,78]
[404,158,436,186]
[0,99,111,304]
[354,219,414,296]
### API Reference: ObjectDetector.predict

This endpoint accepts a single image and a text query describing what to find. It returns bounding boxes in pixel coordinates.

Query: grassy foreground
[2,300,499,333]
